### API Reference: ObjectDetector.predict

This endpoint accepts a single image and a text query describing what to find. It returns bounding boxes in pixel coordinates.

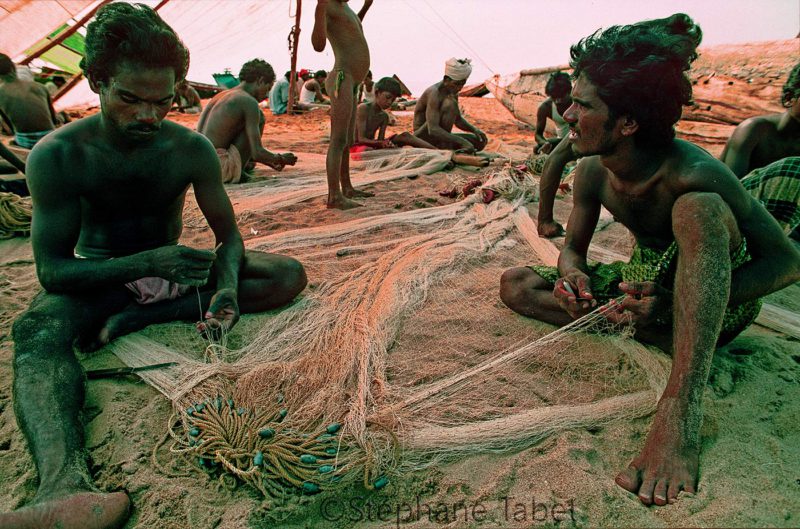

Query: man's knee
[12,307,78,363]
[672,192,738,244]
[279,256,308,295]
[499,266,547,310]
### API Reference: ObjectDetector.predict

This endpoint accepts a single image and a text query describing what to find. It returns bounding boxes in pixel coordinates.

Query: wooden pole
[287,0,302,114]
[21,0,113,65]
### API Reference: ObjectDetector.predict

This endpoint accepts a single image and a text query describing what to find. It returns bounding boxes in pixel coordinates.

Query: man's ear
[620,115,639,136]
[87,76,103,94]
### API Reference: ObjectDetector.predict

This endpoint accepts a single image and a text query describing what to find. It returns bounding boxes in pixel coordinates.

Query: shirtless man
[1,5,307,528]
[0,53,57,149]
[534,71,573,154]
[352,76,435,152]
[198,59,296,184]
[312,0,374,209]
[413,58,488,154]
[173,80,202,114]
[720,61,800,236]
[721,61,800,177]
[499,14,800,507]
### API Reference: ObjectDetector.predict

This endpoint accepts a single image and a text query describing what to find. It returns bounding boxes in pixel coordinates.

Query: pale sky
[174,0,799,95]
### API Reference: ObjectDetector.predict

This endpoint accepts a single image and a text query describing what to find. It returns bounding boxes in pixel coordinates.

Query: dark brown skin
[198,80,296,172]
[534,94,572,154]
[3,63,306,528]
[355,92,436,150]
[536,135,576,237]
[500,73,800,506]
[720,95,800,177]
[0,71,57,133]
[413,78,487,153]
[173,81,202,112]
[312,0,374,209]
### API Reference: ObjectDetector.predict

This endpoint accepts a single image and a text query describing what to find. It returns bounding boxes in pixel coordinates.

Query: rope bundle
[0,192,32,239]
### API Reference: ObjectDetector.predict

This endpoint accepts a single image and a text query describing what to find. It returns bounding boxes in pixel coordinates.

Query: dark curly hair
[781,61,800,108]
[239,59,275,84]
[0,54,15,77]
[545,71,571,99]
[374,77,402,97]
[569,13,702,147]
[81,3,188,85]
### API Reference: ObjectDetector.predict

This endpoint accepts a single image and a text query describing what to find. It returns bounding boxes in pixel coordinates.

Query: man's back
[0,78,55,132]
[721,113,800,177]
[197,88,252,150]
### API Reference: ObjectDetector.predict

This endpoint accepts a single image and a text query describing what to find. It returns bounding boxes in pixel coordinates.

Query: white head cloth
[444,58,472,81]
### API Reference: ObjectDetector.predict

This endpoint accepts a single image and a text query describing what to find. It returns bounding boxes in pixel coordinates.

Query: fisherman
[0,53,57,149]
[2,5,307,527]
[312,0,375,209]
[269,71,292,115]
[299,69,330,106]
[198,59,297,183]
[413,58,488,153]
[173,79,202,114]
[499,14,800,506]
[720,60,800,236]
[351,76,436,153]
[534,71,573,154]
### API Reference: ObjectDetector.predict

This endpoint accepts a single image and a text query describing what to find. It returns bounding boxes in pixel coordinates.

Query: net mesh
[110,150,669,499]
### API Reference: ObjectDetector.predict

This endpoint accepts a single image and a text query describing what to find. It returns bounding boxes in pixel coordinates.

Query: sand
[1,66,799,527]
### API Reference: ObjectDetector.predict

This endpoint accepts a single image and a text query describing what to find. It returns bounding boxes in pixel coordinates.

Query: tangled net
[112,151,668,501]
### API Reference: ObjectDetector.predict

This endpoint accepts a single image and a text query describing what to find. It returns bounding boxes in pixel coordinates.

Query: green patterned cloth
[741,156,800,234]
[531,241,761,342]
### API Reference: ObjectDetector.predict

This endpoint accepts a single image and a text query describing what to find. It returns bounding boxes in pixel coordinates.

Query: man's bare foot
[537,220,565,238]
[0,491,130,529]
[615,397,699,505]
[326,196,363,210]
[343,188,375,199]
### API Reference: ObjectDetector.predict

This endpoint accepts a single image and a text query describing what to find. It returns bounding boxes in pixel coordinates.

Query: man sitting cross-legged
[1,4,307,528]
[499,14,800,507]
[198,59,297,184]
[351,76,436,153]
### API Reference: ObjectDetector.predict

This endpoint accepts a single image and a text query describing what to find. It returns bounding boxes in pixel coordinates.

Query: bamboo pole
[287,0,302,114]
[20,0,113,66]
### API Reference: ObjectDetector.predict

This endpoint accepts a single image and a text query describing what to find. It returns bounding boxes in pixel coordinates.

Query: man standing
[413,58,488,153]
[1,4,307,527]
[499,14,800,506]
[198,59,297,184]
[0,53,57,149]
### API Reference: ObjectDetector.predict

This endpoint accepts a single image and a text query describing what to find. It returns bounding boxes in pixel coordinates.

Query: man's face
[563,74,621,157]
[255,77,274,101]
[443,77,467,95]
[97,63,175,143]
[375,90,396,110]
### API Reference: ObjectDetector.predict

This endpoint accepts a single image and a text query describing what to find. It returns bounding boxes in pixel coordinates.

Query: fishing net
[110,149,669,501]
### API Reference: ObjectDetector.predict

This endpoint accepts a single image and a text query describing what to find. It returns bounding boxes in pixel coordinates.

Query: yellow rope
[0,192,31,239]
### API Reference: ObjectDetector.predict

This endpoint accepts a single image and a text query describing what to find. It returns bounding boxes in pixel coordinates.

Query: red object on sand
[462,179,483,196]
[481,188,497,203]
[439,188,458,198]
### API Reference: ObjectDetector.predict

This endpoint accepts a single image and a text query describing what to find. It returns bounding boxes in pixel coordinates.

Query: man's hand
[535,142,553,155]
[380,139,396,149]
[146,245,215,286]
[601,281,672,327]
[537,220,565,238]
[553,274,596,319]
[199,287,240,334]
[473,128,488,145]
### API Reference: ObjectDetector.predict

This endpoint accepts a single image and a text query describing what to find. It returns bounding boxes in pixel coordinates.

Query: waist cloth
[15,130,52,149]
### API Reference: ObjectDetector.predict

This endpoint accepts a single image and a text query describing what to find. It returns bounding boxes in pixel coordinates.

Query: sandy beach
[0,41,799,528]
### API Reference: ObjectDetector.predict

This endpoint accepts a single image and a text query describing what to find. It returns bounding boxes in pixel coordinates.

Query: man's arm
[312,0,328,52]
[357,0,373,21]
[354,104,386,148]
[27,139,214,293]
[420,91,473,150]
[454,105,487,143]
[0,141,25,173]
[534,100,551,150]
[240,97,293,167]
[691,162,800,302]
[537,137,575,237]
[720,118,765,178]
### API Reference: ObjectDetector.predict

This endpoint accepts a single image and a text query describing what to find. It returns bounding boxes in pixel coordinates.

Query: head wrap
[298,69,310,78]
[444,58,472,81]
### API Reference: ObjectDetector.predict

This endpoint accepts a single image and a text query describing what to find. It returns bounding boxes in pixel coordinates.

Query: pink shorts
[125,277,191,305]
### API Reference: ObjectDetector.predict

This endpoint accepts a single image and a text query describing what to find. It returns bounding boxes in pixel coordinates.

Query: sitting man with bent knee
[499,14,800,507]
[2,4,307,528]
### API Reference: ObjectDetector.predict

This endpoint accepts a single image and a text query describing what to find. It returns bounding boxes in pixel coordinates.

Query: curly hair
[238,59,275,84]
[781,61,800,108]
[81,3,188,84]
[0,54,15,77]
[570,13,702,147]
[545,71,571,99]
